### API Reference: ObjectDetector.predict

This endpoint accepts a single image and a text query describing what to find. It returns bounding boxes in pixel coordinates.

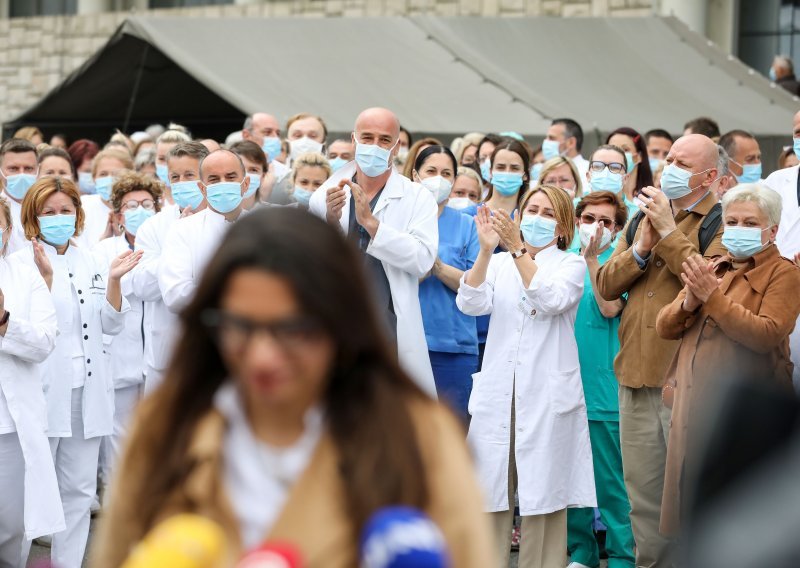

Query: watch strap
[511,247,528,259]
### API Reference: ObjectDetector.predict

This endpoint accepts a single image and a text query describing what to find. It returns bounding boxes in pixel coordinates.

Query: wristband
[511,248,528,259]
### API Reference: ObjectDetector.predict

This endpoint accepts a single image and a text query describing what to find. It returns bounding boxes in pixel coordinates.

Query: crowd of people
[1,104,800,568]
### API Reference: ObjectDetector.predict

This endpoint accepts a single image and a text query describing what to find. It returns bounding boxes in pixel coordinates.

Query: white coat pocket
[547,367,585,416]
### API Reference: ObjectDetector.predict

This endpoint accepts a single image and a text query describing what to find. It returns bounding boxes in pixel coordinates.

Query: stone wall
[0,0,652,133]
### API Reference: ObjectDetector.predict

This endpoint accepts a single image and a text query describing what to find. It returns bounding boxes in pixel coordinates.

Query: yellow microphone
[121,514,228,568]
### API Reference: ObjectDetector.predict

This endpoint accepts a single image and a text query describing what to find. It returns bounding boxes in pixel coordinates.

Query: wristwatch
[0,310,9,326]
[511,247,528,259]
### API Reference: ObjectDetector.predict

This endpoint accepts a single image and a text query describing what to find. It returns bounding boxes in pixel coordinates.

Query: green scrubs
[567,245,635,568]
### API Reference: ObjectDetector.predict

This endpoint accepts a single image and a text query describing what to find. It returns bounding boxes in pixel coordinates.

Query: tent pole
[123,43,150,133]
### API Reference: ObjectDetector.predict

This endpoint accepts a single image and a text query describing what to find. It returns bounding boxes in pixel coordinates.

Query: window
[738,0,800,75]
[10,0,77,17]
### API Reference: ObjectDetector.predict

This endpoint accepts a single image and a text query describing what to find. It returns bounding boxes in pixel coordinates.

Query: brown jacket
[597,192,726,388]
[655,244,800,535]
[91,399,494,567]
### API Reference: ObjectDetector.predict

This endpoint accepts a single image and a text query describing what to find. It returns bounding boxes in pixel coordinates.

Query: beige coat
[596,192,726,388]
[91,398,494,567]
[655,244,800,535]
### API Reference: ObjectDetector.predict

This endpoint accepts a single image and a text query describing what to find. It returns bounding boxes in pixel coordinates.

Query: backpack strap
[625,210,645,248]
[698,203,723,255]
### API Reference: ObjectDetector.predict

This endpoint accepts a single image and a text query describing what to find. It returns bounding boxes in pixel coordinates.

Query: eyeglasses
[589,161,626,175]
[123,199,156,211]
[200,309,325,354]
[580,213,616,228]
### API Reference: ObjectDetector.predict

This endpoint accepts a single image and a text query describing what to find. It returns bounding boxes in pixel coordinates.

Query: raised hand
[680,254,718,304]
[325,181,347,224]
[582,223,603,261]
[108,250,143,281]
[32,238,54,289]
[492,209,523,252]
[475,205,500,252]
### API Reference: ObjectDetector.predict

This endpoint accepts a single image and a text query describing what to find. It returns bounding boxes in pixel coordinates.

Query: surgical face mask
[589,168,624,193]
[769,67,777,81]
[520,215,558,248]
[397,146,410,160]
[625,152,636,173]
[156,164,170,187]
[355,139,397,178]
[205,181,243,214]
[329,157,348,172]
[171,180,204,211]
[579,221,613,250]
[244,173,261,199]
[94,176,114,201]
[1,171,37,201]
[447,197,473,211]
[78,171,96,195]
[735,162,762,184]
[419,175,453,204]
[289,137,323,161]
[479,159,492,183]
[293,186,314,207]
[123,207,155,236]
[491,171,524,196]
[530,163,543,181]
[541,139,561,160]
[38,214,76,246]
[649,157,662,172]
[261,136,282,163]
[794,138,800,161]
[660,163,709,200]
[721,225,770,259]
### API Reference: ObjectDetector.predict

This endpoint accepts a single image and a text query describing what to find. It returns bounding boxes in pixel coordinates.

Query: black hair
[413,145,457,176]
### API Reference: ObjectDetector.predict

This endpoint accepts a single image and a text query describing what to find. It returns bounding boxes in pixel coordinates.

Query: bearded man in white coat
[308,107,438,397]
[764,109,800,391]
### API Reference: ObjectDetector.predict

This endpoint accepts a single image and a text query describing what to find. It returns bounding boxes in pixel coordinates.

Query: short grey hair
[134,147,156,171]
[716,145,730,177]
[774,54,794,73]
[721,183,782,226]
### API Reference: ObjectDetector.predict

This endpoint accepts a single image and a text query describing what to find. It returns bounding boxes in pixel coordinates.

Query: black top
[777,74,800,97]
[348,177,397,344]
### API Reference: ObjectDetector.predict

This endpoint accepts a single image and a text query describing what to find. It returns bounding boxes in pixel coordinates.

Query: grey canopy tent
[5,15,797,155]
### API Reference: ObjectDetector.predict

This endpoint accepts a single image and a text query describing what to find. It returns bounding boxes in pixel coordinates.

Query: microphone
[121,514,227,568]
[359,507,450,568]
[236,542,303,568]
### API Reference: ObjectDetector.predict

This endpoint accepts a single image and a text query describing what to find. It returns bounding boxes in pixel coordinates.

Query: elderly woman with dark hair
[657,183,800,536]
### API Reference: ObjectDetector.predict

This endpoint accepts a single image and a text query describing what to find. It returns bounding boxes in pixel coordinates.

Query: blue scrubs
[419,207,480,421]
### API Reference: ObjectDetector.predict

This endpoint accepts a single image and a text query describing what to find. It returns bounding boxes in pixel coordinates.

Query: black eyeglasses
[200,309,325,354]
[580,213,616,229]
[589,161,626,175]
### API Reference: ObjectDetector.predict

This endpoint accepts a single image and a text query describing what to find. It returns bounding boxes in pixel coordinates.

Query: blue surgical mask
[625,152,636,173]
[293,187,313,206]
[542,139,561,160]
[491,172,524,196]
[156,164,170,187]
[520,215,558,248]
[123,207,155,236]
[794,138,800,161]
[480,159,492,183]
[589,168,623,193]
[660,163,709,200]
[769,67,777,81]
[329,157,348,172]
[38,214,76,246]
[735,162,762,184]
[78,171,96,195]
[244,173,261,198]
[2,172,37,201]
[649,157,662,172]
[205,181,243,214]
[355,139,396,178]
[94,176,114,201]
[722,225,770,259]
[530,163,543,181]
[262,136,282,163]
[171,180,204,211]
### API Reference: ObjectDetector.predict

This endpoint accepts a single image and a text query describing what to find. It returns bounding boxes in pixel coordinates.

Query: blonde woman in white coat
[10,177,140,568]
[0,196,64,568]
[93,172,161,490]
[457,184,596,568]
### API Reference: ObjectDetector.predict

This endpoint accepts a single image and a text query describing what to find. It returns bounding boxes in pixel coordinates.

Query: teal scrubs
[567,244,635,568]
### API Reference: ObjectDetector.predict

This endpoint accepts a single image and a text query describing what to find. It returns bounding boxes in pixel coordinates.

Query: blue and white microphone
[359,507,450,568]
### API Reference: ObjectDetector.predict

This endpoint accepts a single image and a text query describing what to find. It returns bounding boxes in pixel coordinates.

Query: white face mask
[419,175,453,204]
[289,136,324,160]
[447,197,473,210]
[579,221,613,250]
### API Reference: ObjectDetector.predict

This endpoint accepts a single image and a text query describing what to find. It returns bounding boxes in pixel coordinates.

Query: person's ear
[240,176,250,196]
[769,224,779,242]
[198,182,207,197]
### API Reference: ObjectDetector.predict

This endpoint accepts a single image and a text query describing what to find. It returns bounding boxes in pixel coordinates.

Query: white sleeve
[0,268,57,363]
[158,221,194,313]
[130,215,164,302]
[456,254,500,317]
[524,254,585,315]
